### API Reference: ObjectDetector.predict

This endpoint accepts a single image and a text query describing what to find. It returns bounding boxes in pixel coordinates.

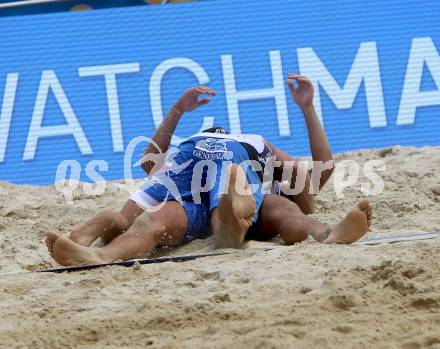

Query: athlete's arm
[267,141,315,215]
[141,86,216,175]
[287,74,334,191]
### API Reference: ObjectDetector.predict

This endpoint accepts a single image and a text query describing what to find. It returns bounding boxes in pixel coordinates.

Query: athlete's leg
[254,194,330,244]
[69,200,143,246]
[324,199,373,244]
[101,200,146,244]
[211,164,256,249]
[254,194,373,245]
[46,201,188,266]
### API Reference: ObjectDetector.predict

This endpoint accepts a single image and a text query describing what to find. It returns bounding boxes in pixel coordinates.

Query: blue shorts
[179,200,211,244]
[129,190,211,245]
[137,135,265,244]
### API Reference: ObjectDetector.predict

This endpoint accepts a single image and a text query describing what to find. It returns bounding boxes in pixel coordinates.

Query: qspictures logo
[53,136,387,208]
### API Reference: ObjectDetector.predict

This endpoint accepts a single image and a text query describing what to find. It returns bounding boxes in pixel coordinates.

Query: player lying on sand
[46,74,372,266]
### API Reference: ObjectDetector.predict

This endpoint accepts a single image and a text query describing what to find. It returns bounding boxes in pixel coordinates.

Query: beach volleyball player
[46,74,373,266]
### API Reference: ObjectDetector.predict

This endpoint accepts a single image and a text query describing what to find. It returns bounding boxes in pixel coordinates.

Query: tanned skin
[267,74,334,214]
[45,77,373,266]
[141,87,216,176]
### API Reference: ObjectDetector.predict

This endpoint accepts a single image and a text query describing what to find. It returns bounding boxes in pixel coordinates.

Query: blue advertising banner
[0,0,439,184]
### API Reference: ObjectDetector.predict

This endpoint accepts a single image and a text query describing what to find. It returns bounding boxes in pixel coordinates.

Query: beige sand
[1,145,440,348]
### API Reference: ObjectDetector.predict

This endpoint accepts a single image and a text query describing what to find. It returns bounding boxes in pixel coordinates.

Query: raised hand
[287,74,314,110]
[175,86,217,113]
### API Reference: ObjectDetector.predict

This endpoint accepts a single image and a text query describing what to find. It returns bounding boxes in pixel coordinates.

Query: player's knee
[133,213,182,245]
[132,214,151,229]
[130,214,149,233]
[280,225,309,245]
[303,196,315,215]
[101,208,130,231]
[99,208,117,220]
[267,196,302,220]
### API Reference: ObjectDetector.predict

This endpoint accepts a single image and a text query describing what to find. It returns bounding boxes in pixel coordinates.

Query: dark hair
[201,127,229,134]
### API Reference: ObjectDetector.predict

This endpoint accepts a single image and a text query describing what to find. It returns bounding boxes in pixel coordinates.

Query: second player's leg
[255,194,331,244]
[254,194,373,245]
[69,200,144,246]
[98,201,188,261]
[47,201,188,266]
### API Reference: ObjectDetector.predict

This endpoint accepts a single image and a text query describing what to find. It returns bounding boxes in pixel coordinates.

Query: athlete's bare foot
[212,164,256,249]
[46,232,106,266]
[69,209,128,247]
[324,200,373,244]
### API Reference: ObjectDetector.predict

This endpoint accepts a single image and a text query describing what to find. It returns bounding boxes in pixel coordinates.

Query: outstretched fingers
[287,79,296,92]
[287,73,312,85]
[194,86,216,106]
[197,97,211,107]
[288,73,306,79]
[195,86,217,96]
[193,86,216,106]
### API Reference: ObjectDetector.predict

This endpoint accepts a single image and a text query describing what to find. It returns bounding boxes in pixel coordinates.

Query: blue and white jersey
[186,132,274,181]
[137,133,273,221]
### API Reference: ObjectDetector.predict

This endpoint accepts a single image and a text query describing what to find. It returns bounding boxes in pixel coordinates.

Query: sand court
[1,146,440,348]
